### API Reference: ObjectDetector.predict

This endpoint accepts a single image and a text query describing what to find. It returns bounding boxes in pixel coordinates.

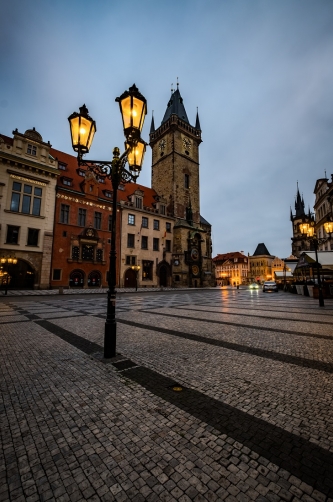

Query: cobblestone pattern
[1,289,333,501]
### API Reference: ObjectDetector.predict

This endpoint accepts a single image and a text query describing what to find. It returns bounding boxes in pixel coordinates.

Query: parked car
[263,281,278,292]
[249,283,259,289]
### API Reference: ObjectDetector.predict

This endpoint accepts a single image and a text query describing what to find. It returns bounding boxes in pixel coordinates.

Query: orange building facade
[50,148,118,289]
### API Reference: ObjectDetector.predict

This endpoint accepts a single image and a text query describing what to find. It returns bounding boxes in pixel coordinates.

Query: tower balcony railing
[150,114,201,142]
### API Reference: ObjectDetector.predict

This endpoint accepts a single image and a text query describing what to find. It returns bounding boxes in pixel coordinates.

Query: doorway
[124,268,136,288]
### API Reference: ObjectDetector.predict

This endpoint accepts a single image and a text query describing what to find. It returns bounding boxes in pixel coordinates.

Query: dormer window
[27,144,37,156]
[78,169,85,177]
[97,177,105,183]
[58,162,66,171]
[104,191,112,199]
[160,204,166,215]
[62,177,72,186]
[135,196,143,209]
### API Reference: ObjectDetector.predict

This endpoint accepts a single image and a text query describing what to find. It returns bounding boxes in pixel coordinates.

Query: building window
[10,182,42,216]
[166,222,171,233]
[142,217,148,228]
[58,162,66,171]
[165,240,171,252]
[185,174,190,189]
[104,191,112,199]
[153,219,159,230]
[153,238,159,251]
[96,249,103,262]
[6,225,19,244]
[82,244,94,261]
[127,234,135,248]
[63,231,67,237]
[60,204,69,224]
[27,144,37,156]
[88,271,101,287]
[62,178,72,186]
[126,256,136,265]
[142,260,153,280]
[27,228,39,246]
[135,197,143,209]
[141,236,148,249]
[160,205,166,215]
[128,214,135,225]
[78,208,86,226]
[72,246,80,260]
[108,215,112,232]
[94,212,102,230]
[53,269,61,281]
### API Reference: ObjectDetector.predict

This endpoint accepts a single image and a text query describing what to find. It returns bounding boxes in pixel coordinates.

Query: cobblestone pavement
[1,289,333,501]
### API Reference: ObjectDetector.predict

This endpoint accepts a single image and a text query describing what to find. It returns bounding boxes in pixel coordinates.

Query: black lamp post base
[104,322,116,358]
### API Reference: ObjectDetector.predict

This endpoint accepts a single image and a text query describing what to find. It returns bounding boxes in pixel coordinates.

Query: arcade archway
[0,259,35,290]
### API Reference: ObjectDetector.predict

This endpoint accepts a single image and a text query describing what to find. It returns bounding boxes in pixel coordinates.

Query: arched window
[88,271,101,287]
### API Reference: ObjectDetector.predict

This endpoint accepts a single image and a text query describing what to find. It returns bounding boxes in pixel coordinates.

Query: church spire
[294,185,305,218]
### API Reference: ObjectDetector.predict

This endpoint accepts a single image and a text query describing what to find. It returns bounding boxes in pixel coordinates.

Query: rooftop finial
[177,77,179,90]
[325,169,327,178]
[171,83,173,94]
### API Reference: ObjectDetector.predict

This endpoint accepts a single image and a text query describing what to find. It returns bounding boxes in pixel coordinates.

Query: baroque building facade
[313,175,333,251]
[248,243,275,283]
[0,128,59,289]
[149,87,214,287]
[213,252,249,286]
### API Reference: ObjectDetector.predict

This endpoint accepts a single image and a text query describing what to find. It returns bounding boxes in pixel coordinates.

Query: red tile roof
[50,147,160,209]
[213,252,247,263]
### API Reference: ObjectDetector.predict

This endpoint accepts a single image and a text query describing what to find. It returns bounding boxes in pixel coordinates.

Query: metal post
[104,161,120,358]
[314,240,324,307]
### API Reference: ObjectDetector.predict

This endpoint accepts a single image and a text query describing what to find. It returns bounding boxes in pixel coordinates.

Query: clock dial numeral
[183,138,192,150]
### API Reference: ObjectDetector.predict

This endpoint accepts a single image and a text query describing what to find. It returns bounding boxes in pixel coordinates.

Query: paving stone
[1,290,333,502]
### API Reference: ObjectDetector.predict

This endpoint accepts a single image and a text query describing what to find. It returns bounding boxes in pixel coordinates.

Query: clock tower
[150,86,214,287]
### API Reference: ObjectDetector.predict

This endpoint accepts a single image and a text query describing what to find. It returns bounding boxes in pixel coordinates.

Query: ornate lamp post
[0,255,18,295]
[131,265,141,291]
[68,84,147,358]
[299,221,333,307]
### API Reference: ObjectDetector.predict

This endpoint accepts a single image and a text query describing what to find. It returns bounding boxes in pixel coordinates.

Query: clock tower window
[184,174,190,189]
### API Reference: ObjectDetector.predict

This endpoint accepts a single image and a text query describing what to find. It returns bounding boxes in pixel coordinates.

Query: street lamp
[0,255,18,295]
[298,221,332,307]
[68,84,147,358]
[131,265,141,291]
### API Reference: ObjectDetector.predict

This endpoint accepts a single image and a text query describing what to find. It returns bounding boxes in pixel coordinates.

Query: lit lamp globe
[299,222,309,235]
[116,84,147,144]
[126,139,146,178]
[68,104,96,155]
[324,221,333,235]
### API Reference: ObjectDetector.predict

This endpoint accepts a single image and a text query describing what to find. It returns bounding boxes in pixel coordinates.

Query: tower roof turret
[195,109,201,130]
[161,88,189,125]
[150,114,155,134]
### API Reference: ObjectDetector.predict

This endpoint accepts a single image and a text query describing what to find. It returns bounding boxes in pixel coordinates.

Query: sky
[1,0,333,259]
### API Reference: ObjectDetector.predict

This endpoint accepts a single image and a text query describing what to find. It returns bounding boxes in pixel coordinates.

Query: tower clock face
[183,138,192,150]
[159,139,166,151]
